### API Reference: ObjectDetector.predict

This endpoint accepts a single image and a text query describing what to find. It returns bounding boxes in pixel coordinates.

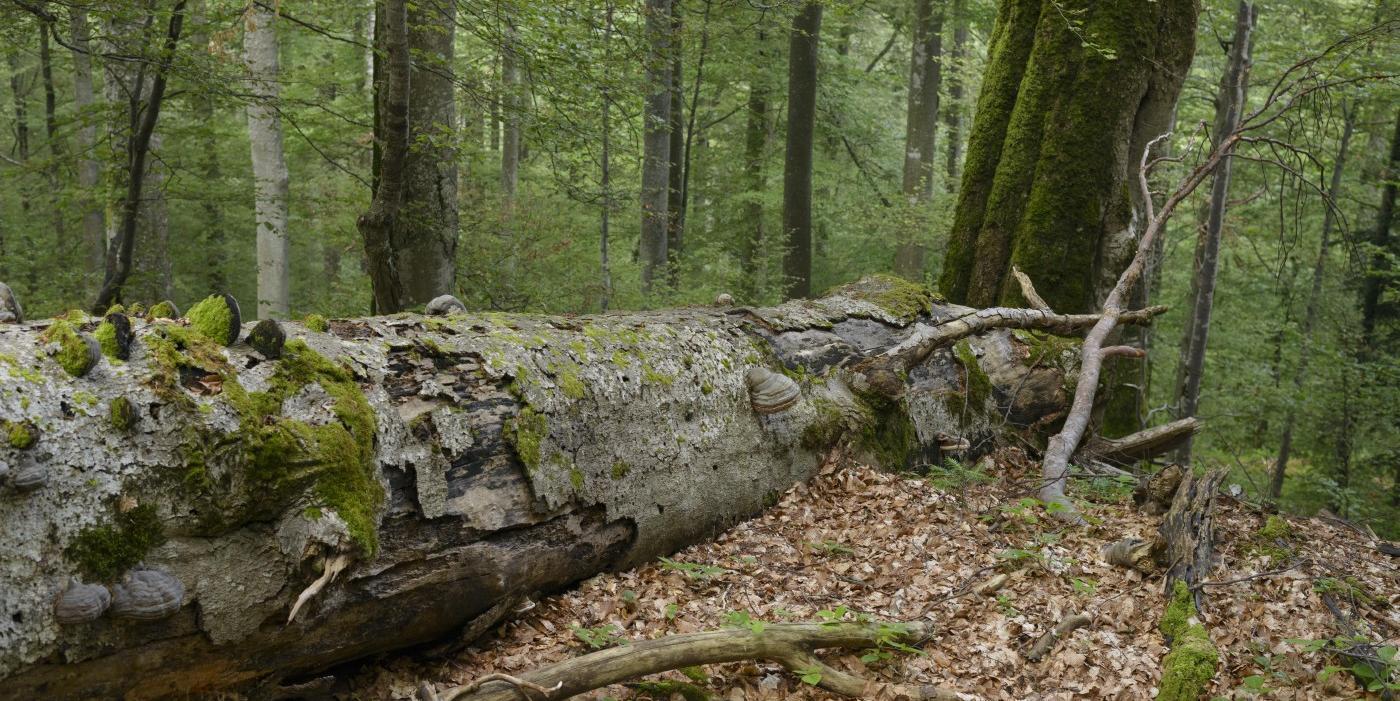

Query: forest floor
[349,453,1398,700]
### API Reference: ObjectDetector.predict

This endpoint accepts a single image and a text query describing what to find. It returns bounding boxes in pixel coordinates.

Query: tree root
[417,622,964,701]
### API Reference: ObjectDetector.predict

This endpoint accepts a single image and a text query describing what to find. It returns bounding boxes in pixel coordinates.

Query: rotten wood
[1159,467,1229,599]
[1079,418,1202,469]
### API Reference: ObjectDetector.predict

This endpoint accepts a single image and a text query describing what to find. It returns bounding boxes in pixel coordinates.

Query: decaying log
[419,622,961,701]
[1079,418,1202,468]
[0,276,1152,698]
[1133,463,1188,516]
[1159,468,1229,598]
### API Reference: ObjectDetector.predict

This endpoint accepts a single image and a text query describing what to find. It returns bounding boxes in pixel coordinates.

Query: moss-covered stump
[1158,581,1220,700]
[0,277,1093,699]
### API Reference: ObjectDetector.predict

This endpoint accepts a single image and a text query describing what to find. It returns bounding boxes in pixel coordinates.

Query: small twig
[1011,266,1052,312]
[423,674,563,701]
[1190,562,1304,591]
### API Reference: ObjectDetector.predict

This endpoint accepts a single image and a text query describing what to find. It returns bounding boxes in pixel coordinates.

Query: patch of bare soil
[349,456,1398,700]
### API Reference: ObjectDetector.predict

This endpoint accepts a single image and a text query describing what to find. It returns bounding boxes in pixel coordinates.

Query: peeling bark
[0,277,1114,698]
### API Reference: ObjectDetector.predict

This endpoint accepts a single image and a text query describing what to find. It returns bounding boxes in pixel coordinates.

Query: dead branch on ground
[417,622,963,701]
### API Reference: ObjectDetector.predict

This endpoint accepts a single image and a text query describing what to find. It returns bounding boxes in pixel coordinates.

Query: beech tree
[781,1,821,300]
[244,3,291,319]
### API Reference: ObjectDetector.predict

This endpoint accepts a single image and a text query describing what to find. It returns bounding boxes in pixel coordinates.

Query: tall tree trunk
[1172,0,1255,464]
[894,0,944,280]
[132,133,174,304]
[943,0,968,191]
[1360,108,1399,344]
[781,1,822,300]
[666,2,685,287]
[70,9,106,291]
[938,0,1198,313]
[364,1,376,94]
[738,31,769,301]
[92,1,189,313]
[599,2,615,312]
[640,0,673,295]
[678,0,710,252]
[395,0,458,306]
[358,0,458,313]
[1268,106,1357,502]
[500,24,520,199]
[37,18,73,299]
[245,4,292,319]
[356,0,410,313]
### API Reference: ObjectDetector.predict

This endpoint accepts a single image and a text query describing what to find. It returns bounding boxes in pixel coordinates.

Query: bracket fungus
[425,295,467,316]
[95,313,134,360]
[247,319,287,359]
[745,367,801,414]
[54,579,111,625]
[0,282,22,323]
[11,461,48,492]
[109,568,185,621]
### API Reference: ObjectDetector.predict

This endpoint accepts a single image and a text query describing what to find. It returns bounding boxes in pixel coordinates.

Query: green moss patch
[856,392,920,470]
[148,300,180,319]
[94,320,120,359]
[109,397,138,432]
[41,320,98,377]
[65,503,166,582]
[4,419,37,449]
[1247,515,1295,563]
[849,274,942,323]
[188,294,238,345]
[946,340,993,419]
[220,340,382,554]
[304,314,329,333]
[1157,581,1219,701]
[504,407,548,472]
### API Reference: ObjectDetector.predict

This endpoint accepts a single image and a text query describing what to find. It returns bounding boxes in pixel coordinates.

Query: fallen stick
[418,621,962,701]
[1025,613,1092,662]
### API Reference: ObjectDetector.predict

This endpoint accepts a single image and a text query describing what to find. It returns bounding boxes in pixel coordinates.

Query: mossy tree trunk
[0,277,1127,699]
[937,0,1197,435]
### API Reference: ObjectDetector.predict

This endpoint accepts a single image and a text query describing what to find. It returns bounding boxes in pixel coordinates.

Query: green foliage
[570,623,625,650]
[658,557,728,581]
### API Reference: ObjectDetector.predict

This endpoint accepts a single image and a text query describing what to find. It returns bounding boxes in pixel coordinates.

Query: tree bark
[943,0,967,191]
[245,3,292,319]
[1360,108,1399,344]
[938,0,1198,313]
[641,0,674,296]
[38,17,71,300]
[667,2,686,287]
[599,4,615,312]
[894,0,944,280]
[70,8,106,292]
[0,276,1127,699]
[1268,106,1356,502]
[357,0,410,313]
[781,1,822,300]
[738,30,770,301]
[1172,0,1255,463]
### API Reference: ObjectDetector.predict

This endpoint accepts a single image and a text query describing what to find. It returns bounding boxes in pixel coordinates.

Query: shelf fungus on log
[53,579,111,625]
[0,275,1169,699]
[109,568,186,621]
[425,295,467,316]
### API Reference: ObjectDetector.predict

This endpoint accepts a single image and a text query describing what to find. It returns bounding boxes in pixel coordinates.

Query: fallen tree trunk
[0,276,1158,699]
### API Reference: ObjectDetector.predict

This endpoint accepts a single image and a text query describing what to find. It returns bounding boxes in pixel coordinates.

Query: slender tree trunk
[939,0,1198,312]
[9,52,32,216]
[500,24,520,199]
[364,1,376,95]
[133,133,174,303]
[92,1,188,313]
[943,0,968,191]
[1268,106,1356,502]
[666,2,685,287]
[894,0,944,279]
[38,19,72,297]
[678,0,710,249]
[640,0,674,295]
[245,4,292,318]
[1360,108,1399,344]
[356,0,410,313]
[1172,0,1255,463]
[600,2,615,312]
[739,32,769,301]
[781,2,822,300]
[70,9,105,291]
